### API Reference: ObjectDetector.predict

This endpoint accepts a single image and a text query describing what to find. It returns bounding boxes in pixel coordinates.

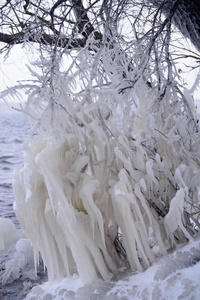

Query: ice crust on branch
[12,33,200,284]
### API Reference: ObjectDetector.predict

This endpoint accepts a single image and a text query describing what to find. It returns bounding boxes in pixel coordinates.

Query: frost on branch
[11,29,200,284]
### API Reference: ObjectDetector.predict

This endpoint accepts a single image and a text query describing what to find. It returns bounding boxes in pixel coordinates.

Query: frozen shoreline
[1,217,200,300]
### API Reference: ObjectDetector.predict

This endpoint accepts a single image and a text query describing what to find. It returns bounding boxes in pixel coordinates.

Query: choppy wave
[0,155,13,160]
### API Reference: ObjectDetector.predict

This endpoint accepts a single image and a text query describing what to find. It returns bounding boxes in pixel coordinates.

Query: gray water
[0,103,29,228]
[0,103,47,299]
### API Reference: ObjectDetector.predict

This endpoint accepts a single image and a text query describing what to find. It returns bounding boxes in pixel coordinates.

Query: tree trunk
[150,0,200,51]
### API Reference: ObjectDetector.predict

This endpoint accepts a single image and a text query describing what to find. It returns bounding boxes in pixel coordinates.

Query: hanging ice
[11,54,199,285]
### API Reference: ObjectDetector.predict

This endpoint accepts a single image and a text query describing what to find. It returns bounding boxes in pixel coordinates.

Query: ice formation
[164,187,192,246]
[0,217,22,250]
[2,238,36,285]
[24,235,200,299]
[12,39,200,285]
[0,218,36,285]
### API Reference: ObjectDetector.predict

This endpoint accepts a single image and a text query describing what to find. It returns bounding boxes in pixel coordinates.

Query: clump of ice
[2,238,37,285]
[0,218,37,285]
[0,217,22,250]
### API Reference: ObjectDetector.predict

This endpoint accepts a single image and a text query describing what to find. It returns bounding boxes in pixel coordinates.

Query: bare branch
[0,31,86,48]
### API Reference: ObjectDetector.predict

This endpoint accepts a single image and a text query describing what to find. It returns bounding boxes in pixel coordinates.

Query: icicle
[164,188,192,245]
[111,187,143,271]
[80,177,105,245]
[146,160,158,185]
[110,170,156,271]
[134,183,153,228]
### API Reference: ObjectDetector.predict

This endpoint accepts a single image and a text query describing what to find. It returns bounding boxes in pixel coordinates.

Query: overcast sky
[0,45,35,104]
